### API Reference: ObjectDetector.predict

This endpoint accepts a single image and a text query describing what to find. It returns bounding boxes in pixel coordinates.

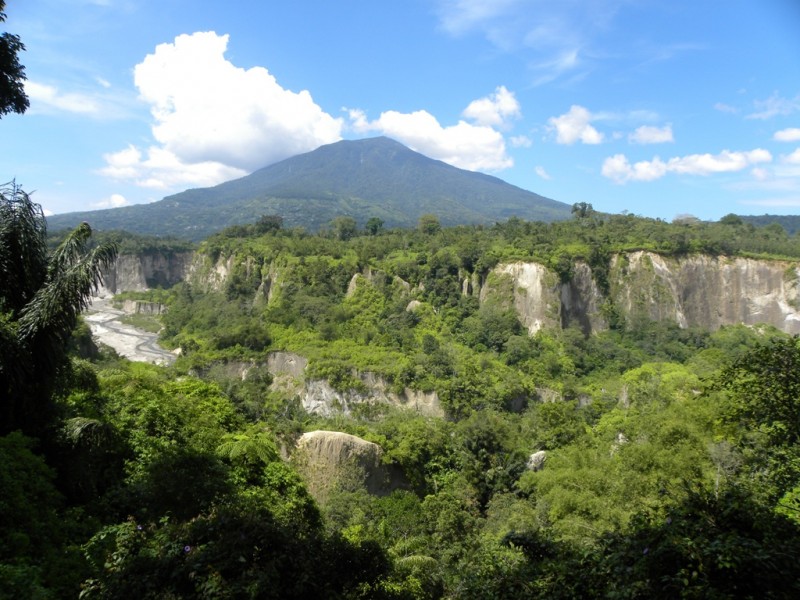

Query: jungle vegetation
[3,187,800,598]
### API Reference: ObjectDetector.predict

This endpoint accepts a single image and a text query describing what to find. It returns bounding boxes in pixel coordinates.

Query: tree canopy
[0,1,28,118]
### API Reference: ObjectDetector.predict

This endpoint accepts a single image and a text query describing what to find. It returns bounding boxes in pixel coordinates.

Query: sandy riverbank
[84,296,176,365]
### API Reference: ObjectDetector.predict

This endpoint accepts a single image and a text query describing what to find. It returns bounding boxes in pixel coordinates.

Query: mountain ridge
[47,137,571,241]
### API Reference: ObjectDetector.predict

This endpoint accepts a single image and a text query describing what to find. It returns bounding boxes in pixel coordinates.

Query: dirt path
[84,297,176,365]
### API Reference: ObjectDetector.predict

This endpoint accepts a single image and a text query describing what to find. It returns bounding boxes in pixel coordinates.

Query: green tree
[331,215,358,241]
[0,1,28,117]
[418,214,441,235]
[719,335,800,447]
[571,201,594,218]
[366,216,385,236]
[1,183,117,435]
[254,214,283,234]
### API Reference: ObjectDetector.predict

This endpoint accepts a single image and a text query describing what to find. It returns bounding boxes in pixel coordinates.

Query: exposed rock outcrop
[99,251,193,295]
[526,450,547,472]
[480,252,800,334]
[480,262,560,334]
[120,300,166,315]
[261,351,443,417]
[609,252,800,333]
[299,376,443,418]
[293,430,406,501]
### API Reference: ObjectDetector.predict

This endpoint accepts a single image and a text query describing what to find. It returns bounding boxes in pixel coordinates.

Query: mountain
[47,136,571,241]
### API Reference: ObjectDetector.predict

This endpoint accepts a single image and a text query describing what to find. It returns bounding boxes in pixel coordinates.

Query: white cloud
[629,124,673,145]
[534,165,551,180]
[42,208,54,217]
[347,106,513,171]
[103,31,342,189]
[548,105,603,145]
[462,86,521,128]
[437,0,523,36]
[93,193,131,209]
[510,135,532,148]
[774,128,800,142]
[25,81,101,115]
[602,154,667,183]
[783,148,800,165]
[747,92,800,120]
[603,149,772,184]
[100,144,246,189]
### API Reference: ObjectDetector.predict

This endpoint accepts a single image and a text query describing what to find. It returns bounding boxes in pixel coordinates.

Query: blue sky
[2,0,800,222]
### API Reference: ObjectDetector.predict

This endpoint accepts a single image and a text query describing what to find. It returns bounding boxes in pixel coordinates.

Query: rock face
[120,300,166,315]
[609,252,800,333]
[480,252,800,334]
[262,351,443,418]
[293,430,405,501]
[99,251,193,295]
[481,262,559,334]
[526,450,547,471]
[154,247,800,335]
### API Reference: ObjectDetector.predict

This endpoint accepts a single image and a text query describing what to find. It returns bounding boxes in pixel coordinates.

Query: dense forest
[4,184,800,599]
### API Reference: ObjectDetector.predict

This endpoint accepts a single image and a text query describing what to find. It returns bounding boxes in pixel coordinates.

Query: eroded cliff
[99,251,193,295]
[478,252,800,334]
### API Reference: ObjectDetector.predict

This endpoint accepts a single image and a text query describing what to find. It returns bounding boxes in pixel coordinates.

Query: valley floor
[85,296,176,365]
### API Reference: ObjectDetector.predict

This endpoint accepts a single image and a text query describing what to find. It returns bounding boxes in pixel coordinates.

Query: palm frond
[0,182,48,314]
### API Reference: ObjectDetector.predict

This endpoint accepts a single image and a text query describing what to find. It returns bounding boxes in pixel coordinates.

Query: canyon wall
[98,251,194,295]
[478,252,800,334]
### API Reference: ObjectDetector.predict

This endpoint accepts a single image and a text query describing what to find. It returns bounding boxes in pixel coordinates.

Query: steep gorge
[102,248,800,335]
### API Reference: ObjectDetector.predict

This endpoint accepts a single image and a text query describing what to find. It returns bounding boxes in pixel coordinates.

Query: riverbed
[84,296,176,365]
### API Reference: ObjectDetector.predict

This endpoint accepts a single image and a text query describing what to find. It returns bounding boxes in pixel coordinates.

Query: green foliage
[81,497,395,600]
[0,2,29,118]
[1,183,117,435]
[718,335,800,447]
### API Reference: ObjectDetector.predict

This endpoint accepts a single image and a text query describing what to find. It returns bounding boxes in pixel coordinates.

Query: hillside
[47,137,571,240]
[8,200,800,597]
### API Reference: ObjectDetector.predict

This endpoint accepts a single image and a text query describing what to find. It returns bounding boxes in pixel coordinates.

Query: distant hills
[47,137,571,241]
[738,214,800,236]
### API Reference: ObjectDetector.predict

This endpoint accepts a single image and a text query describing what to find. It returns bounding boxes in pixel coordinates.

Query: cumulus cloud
[347,104,514,171]
[534,165,552,180]
[93,193,131,209]
[629,124,673,145]
[462,86,521,128]
[26,81,101,115]
[774,128,800,142]
[783,148,800,165]
[100,144,247,190]
[102,31,342,189]
[548,105,603,145]
[602,149,772,184]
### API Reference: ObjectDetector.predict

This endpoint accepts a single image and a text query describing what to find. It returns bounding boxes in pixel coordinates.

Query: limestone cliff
[98,251,193,295]
[609,252,800,333]
[174,248,800,335]
[208,351,443,418]
[479,252,800,334]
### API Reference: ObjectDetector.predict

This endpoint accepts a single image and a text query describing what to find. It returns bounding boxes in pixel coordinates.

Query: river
[84,296,176,365]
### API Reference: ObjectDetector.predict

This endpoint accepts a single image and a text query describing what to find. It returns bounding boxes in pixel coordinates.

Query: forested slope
[5,203,800,598]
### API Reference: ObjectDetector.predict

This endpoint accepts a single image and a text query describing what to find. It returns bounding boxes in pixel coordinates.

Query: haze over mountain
[47,137,571,241]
